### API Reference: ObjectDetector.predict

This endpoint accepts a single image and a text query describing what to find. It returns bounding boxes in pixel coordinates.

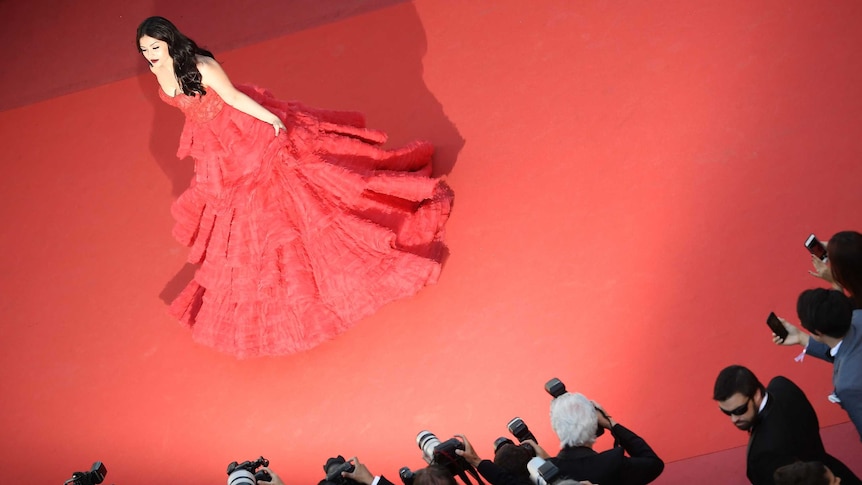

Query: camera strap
[454,464,485,485]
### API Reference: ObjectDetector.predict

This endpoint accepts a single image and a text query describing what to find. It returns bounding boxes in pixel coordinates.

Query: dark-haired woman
[811,230,862,308]
[137,17,453,358]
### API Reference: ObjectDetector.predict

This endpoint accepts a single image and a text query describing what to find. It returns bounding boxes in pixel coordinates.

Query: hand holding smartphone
[766,312,789,341]
[805,233,828,261]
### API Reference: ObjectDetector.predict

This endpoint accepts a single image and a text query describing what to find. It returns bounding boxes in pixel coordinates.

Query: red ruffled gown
[158,84,453,358]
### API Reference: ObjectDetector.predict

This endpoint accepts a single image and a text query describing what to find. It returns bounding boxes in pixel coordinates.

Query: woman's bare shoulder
[194,55,216,69]
[196,55,225,76]
[195,55,236,95]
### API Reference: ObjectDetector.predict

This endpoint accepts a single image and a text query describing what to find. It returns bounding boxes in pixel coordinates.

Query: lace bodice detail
[159,88,226,123]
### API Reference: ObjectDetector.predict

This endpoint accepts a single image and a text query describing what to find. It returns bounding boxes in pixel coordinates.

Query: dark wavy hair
[136,16,215,96]
[828,230,862,308]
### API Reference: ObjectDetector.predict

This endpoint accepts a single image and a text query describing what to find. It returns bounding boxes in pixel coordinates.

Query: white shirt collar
[758,392,769,414]
[830,339,843,357]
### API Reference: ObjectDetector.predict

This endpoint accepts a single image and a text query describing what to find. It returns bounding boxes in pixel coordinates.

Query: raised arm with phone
[771,288,862,441]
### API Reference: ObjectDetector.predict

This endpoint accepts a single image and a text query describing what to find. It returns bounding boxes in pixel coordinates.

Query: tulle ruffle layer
[160,86,452,357]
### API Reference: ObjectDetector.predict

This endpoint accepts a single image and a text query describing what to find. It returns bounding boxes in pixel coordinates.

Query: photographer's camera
[65,462,107,485]
[227,456,271,485]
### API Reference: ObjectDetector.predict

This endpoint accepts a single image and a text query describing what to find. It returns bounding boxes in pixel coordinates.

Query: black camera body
[65,462,107,485]
[321,455,359,485]
[399,466,416,485]
[433,437,465,463]
[413,431,474,481]
[227,456,271,485]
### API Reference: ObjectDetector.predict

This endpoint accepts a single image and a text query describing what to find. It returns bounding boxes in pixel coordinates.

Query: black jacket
[548,423,664,485]
[746,376,860,485]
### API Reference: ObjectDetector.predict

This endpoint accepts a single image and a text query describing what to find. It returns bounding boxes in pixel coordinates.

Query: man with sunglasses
[713,365,860,485]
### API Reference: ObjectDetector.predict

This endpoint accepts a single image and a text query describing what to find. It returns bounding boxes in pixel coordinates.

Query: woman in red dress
[137,17,452,358]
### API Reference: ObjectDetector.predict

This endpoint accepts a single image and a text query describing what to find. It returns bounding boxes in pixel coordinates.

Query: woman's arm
[809,254,845,291]
[196,57,286,136]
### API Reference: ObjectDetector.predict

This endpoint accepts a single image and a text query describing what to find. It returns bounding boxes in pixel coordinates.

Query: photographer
[452,434,526,485]
[454,435,594,485]
[548,393,663,485]
[334,457,399,485]
[492,439,537,484]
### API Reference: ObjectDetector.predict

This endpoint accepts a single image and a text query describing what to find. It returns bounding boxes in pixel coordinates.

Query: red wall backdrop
[1,1,860,483]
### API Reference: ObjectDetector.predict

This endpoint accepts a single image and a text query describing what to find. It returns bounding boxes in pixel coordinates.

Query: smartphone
[805,234,828,261]
[766,312,789,340]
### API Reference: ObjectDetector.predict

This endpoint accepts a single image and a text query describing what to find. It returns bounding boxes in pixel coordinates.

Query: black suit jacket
[548,423,664,485]
[746,376,860,485]
[476,460,529,485]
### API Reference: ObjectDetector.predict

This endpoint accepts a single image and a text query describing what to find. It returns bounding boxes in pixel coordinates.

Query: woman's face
[138,35,170,67]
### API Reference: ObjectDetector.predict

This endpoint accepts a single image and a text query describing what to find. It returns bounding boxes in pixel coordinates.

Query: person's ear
[753,388,764,406]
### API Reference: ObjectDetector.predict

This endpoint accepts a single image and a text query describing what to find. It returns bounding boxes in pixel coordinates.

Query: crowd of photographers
[70,232,862,485]
[249,378,663,485]
[68,378,663,485]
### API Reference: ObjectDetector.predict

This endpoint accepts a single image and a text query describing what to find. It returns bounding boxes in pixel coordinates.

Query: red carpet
[1,1,861,483]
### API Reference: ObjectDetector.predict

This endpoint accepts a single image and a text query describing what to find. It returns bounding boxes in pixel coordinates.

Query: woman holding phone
[810,230,862,308]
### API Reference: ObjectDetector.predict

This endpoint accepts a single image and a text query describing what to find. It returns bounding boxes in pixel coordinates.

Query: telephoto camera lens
[226,457,269,485]
[227,468,257,485]
[416,430,442,462]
